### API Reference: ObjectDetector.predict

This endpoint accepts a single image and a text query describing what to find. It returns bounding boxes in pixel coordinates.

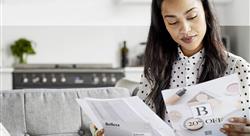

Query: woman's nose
[180,21,191,35]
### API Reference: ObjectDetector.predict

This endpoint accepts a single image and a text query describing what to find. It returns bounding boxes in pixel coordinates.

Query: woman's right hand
[90,124,104,136]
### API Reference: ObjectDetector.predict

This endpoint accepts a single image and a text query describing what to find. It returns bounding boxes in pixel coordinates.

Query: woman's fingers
[90,124,104,136]
[221,124,250,134]
[224,131,250,136]
[220,117,250,136]
[90,124,97,129]
[90,124,98,135]
[229,117,250,125]
[95,129,104,136]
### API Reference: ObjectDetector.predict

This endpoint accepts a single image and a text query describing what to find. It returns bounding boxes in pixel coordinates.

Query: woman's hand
[220,117,250,136]
[90,124,104,136]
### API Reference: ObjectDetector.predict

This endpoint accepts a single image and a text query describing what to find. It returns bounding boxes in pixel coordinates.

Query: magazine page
[125,96,175,136]
[162,74,243,136]
[0,123,11,136]
[76,96,175,136]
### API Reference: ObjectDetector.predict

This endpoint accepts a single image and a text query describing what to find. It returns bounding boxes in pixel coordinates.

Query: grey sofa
[0,87,131,136]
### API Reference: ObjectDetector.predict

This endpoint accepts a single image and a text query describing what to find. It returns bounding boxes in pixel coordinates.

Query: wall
[2,0,151,26]
[222,0,250,26]
[2,26,149,67]
[1,0,151,67]
[215,0,250,62]
[1,0,249,68]
[3,0,248,26]
[221,26,250,62]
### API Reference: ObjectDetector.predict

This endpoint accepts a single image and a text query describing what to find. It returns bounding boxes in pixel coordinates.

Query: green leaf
[10,38,36,63]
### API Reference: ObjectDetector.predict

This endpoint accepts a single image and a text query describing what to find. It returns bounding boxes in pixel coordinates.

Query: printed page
[162,74,243,136]
[0,123,11,136]
[76,99,103,129]
[125,97,176,136]
[76,97,175,136]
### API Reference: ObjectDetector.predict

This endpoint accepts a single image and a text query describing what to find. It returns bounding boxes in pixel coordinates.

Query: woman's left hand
[220,117,250,136]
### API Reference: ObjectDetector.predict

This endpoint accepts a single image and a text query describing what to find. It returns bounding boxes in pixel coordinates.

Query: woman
[92,0,250,135]
[137,0,250,135]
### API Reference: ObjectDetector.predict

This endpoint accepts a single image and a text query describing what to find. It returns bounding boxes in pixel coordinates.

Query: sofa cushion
[0,90,26,136]
[0,87,130,136]
[24,89,82,136]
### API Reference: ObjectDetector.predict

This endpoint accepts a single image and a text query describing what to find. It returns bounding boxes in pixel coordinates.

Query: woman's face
[161,0,207,56]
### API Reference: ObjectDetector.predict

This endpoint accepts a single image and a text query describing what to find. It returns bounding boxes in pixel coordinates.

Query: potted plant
[10,38,36,64]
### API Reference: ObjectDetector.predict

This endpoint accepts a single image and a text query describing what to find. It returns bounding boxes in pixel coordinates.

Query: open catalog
[76,96,175,136]
[162,74,244,136]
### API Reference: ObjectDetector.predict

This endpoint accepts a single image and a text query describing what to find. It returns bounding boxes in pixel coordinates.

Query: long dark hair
[144,0,228,119]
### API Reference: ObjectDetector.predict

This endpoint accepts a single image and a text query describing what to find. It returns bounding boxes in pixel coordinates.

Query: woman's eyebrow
[164,15,176,18]
[164,7,197,18]
[185,7,197,15]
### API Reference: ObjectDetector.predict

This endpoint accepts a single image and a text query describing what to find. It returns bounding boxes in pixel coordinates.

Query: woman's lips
[181,35,196,44]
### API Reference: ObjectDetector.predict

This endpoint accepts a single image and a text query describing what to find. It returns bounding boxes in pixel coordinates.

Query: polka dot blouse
[137,47,250,125]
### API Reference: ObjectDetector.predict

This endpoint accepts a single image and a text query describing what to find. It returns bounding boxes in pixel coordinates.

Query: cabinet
[0,68,13,91]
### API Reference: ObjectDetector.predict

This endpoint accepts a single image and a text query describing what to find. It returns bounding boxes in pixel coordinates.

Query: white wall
[2,0,249,26]
[1,0,249,68]
[221,0,250,26]
[1,0,151,67]
[2,0,151,26]
[2,26,149,67]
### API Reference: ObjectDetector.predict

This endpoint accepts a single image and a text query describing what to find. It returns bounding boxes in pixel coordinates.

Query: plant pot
[19,54,28,64]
